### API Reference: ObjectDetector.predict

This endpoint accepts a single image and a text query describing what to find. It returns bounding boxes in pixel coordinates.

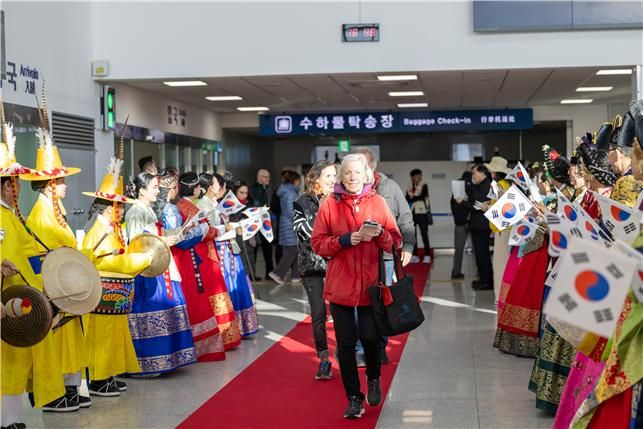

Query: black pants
[302,276,328,355]
[471,230,493,286]
[413,213,430,253]
[330,303,381,399]
[254,233,274,278]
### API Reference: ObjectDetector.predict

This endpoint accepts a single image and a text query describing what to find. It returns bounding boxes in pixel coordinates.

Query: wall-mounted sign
[342,23,380,42]
[167,105,187,127]
[260,108,533,136]
[0,58,40,96]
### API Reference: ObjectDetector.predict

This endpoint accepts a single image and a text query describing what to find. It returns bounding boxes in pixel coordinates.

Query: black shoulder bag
[367,248,425,336]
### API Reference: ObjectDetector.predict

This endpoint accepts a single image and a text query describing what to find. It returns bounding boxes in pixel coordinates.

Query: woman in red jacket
[311,153,402,419]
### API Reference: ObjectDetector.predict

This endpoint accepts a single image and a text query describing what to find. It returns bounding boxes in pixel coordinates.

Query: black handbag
[367,248,425,336]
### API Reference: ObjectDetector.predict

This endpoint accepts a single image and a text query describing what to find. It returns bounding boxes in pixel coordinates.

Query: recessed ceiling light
[397,103,428,108]
[377,75,418,81]
[206,96,243,101]
[561,99,593,104]
[162,81,207,87]
[237,106,269,112]
[576,86,613,92]
[596,69,632,75]
[388,91,424,97]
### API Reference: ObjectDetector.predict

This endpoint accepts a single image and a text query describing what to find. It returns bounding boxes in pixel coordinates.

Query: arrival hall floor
[21,256,553,429]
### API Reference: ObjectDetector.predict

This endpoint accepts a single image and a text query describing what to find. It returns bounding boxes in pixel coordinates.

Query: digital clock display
[342,24,380,42]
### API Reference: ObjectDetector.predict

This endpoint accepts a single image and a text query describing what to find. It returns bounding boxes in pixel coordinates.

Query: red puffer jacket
[311,184,402,307]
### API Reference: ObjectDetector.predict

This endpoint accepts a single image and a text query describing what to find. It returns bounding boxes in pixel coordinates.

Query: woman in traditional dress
[201,174,259,338]
[160,170,226,361]
[125,172,196,375]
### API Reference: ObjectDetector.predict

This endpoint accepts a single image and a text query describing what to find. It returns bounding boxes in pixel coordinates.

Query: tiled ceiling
[112,67,633,114]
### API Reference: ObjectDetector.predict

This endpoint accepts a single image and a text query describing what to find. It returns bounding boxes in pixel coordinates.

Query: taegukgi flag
[545,258,562,288]
[508,218,538,246]
[572,202,612,245]
[507,162,533,191]
[544,237,636,338]
[243,206,270,218]
[546,213,583,257]
[556,189,578,222]
[593,191,641,244]
[239,215,262,241]
[217,190,245,216]
[612,240,643,303]
[484,185,533,231]
[259,211,274,243]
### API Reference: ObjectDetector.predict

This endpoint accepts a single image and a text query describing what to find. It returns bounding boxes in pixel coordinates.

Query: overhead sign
[260,109,533,136]
[342,23,380,42]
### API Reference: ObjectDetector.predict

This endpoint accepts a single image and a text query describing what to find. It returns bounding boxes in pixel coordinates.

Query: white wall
[91,1,643,80]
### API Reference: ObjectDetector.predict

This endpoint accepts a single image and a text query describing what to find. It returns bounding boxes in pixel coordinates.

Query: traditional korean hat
[594,122,614,153]
[82,117,133,204]
[629,100,643,150]
[615,111,636,149]
[0,100,31,177]
[542,145,571,185]
[20,82,80,181]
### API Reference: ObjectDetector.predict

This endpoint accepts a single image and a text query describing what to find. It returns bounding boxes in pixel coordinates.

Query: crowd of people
[451,102,643,428]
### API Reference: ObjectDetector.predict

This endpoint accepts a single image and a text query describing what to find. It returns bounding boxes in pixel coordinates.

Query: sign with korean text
[260,109,533,136]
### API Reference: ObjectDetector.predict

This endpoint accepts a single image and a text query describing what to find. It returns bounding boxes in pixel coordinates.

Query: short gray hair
[352,147,377,170]
[339,154,374,185]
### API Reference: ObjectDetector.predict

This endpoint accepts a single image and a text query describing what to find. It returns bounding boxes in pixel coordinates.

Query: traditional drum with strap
[93,272,135,315]
[128,233,171,278]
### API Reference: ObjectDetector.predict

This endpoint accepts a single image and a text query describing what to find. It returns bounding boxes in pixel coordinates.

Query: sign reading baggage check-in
[259,108,533,136]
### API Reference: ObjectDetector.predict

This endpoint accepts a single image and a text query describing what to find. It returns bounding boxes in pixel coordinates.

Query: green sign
[337,139,350,152]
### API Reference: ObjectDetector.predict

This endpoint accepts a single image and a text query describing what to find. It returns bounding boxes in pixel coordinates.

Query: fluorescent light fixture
[237,106,269,112]
[596,69,632,75]
[162,80,207,87]
[377,74,418,81]
[388,91,424,97]
[397,102,428,108]
[576,86,613,92]
[206,96,243,101]
[561,99,593,104]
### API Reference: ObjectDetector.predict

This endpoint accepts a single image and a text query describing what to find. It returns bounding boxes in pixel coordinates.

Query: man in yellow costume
[20,126,92,410]
[0,120,68,428]
[81,135,152,396]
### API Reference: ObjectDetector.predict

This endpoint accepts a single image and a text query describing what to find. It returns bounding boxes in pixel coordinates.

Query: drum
[1,285,54,347]
[93,272,135,315]
[128,233,171,278]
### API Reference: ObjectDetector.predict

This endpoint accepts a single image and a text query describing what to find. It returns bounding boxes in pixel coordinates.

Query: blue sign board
[259,109,533,136]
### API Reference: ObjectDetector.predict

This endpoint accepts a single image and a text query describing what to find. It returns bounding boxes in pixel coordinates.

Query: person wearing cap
[21,126,93,411]
[0,120,68,426]
[81,146,155,396]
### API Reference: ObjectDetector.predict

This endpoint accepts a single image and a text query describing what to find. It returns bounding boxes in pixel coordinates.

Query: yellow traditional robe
[82,216,151,380]
[26,194,87,376]
[0,203,65,407]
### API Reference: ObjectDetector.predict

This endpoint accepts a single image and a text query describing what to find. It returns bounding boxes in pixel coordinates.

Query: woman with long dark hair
[125,172,196,375]
[293,160,337,380]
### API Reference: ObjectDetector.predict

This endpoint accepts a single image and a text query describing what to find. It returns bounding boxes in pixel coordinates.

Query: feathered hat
[20,82,80,181]
[0,97,32,177]
[83,117,134,204]
[542,145,571,185]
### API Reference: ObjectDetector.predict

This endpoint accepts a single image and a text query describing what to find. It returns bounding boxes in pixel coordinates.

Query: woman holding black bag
[311,154,402,420]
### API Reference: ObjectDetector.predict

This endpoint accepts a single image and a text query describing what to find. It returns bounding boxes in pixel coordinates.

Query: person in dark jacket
[249,169,274,279]
[293,160,337,380]
[406,169,431,262]
[450,170,472,279]
[458,164,493,290]
[268,171,301,284]
[311,154,402,419]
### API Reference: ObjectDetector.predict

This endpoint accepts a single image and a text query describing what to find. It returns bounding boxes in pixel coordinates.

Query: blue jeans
[356,260,394,353]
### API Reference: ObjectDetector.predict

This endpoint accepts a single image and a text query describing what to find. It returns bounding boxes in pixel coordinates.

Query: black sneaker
[315,360,332,380]
[89,379,120,397]
[451,272,465,279]
[366,377,382,407]
[2,423,27,429]
[380,348,389,364]
[356,353,366,368]
[112,378,127,391]
[65,386,92,408]
[343,395,365,419]
[41,395,79,412]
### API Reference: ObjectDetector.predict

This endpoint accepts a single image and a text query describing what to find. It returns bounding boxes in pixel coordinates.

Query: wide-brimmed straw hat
[484,156,509,174]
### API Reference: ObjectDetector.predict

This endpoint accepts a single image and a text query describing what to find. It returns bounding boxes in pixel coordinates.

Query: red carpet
[178,263,430,429]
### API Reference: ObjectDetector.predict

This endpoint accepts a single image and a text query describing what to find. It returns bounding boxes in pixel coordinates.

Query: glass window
[165,144,178,170]
[191,148,200,173]
[178,146,186,173]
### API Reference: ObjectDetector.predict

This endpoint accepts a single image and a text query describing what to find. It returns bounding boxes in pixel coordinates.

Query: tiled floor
[19,255,554,429]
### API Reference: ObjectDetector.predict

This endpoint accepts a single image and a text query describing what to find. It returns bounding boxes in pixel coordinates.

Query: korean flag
[259,211,274,243]
[556,189,578,222]
[243,206,270,218]
[506,162,533,191]
[239,215,262,241]
[484,184,533,231]
[544,237,636,338]
[612,240,643,303]
[572,202,612,245]
[593,191,641,244]
[487,180,500,201]
[546,213,583,257]
[508,218,538,246]
[636,190,643,216]
[217,190,245,216]
[545,258,562,288]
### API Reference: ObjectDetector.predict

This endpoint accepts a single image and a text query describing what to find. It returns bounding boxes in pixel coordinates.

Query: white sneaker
[423,256,431,264]
[268,272,285,285]
[410,256,420,263]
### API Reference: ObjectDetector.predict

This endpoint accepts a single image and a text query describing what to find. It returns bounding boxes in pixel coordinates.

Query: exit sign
[338,139,351,152]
